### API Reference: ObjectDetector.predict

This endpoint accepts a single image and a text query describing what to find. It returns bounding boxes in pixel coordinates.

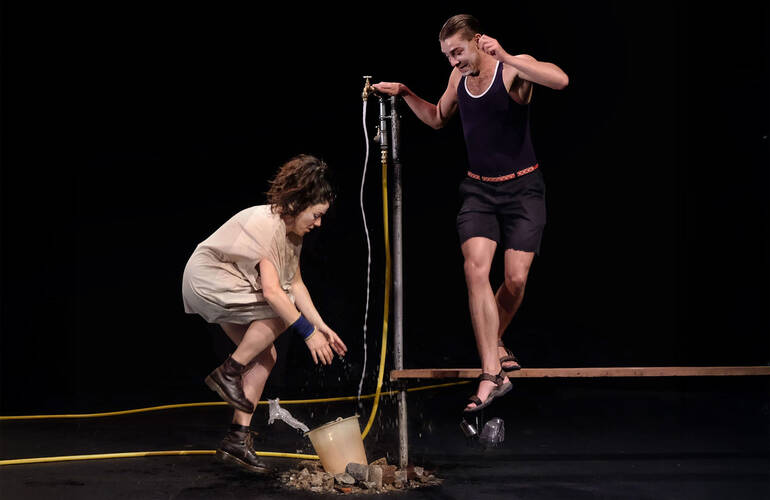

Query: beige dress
[182,205,302,324]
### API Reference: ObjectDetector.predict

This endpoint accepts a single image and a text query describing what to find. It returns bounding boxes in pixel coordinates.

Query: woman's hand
[318,324,347,357]
[304,324,347,365]
[305,329,334,365]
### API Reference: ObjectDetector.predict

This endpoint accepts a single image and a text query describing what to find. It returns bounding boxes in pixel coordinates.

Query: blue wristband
[290,314,315,340]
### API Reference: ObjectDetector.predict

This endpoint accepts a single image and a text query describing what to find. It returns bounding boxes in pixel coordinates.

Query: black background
[1,2,768,414]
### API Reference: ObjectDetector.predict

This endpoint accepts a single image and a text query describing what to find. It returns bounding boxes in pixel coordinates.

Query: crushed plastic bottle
[268,398,310,433]
[479,417,505,448]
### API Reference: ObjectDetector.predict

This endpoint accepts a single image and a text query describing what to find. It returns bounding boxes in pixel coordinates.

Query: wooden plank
[390,366,770,380]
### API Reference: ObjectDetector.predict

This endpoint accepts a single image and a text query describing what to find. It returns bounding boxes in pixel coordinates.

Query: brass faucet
[362,75,376,101]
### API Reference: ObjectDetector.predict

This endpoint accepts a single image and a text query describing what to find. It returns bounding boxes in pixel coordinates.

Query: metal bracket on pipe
[388,380,410,392]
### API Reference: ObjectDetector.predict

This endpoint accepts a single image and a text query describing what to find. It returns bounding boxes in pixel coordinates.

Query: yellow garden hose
[0,382,467,421]
[0,450,319,466]
[0,382,469,466]
[360,151,392,440]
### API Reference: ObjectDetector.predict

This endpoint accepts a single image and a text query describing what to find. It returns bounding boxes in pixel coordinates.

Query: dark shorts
[456,169,547,254]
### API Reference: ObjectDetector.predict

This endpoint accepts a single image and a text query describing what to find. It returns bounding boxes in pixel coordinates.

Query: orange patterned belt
[467,163,539,182]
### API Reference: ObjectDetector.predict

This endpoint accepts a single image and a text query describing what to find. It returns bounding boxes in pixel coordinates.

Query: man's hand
[478,35,508,62]
[305,329,334,365]
[372,82,407,96]
[318,324,347,357]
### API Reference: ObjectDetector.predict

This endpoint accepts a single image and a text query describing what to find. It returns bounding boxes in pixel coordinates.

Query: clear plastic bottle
[268,398,310,433]
[479,417,505,448]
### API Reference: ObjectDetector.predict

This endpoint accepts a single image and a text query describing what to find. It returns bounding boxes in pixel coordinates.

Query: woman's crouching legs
[207,317,284,416]
[233,342,278,426]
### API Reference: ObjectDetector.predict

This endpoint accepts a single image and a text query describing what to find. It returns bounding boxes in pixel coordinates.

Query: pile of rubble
[279,457,442,494]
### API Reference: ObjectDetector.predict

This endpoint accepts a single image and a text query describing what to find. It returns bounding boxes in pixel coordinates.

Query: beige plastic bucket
[304,415,367,474]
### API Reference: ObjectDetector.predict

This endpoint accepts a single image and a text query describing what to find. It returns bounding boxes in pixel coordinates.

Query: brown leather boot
[215,424,274,475]
[204,356,254,413]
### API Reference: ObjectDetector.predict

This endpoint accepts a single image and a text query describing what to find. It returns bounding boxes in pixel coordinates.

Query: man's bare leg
[461,237,509,410]
[220,318,284,426]
[495,249,535,369]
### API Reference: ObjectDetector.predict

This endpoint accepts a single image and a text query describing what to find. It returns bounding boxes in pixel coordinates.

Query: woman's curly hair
[266,154,336,217]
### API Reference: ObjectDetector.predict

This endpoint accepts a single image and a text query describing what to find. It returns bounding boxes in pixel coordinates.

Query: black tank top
[457,61,538,178]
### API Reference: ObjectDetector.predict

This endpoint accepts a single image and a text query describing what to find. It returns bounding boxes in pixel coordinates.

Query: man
[373,14,568,413]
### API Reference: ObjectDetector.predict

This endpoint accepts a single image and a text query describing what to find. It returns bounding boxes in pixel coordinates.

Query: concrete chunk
[381,465,397,485]
[335,473,356,485]
[368,465,383,488]
[345,462,369,482]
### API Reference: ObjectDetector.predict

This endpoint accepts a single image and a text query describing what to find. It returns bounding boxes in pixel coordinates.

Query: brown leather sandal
[498,339,521,371]
[463,370,513,414]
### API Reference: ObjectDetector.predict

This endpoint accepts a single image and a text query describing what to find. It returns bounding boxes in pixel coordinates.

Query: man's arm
[373,70,460,129]
[479,35,569,90]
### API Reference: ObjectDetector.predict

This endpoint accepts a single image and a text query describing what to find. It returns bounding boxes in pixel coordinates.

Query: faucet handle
[362,75,376,101]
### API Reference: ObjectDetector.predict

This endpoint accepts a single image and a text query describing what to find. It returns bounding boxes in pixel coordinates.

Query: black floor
[2,377,769,499]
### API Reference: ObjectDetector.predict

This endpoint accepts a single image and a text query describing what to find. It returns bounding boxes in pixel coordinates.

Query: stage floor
[2,377,769,499]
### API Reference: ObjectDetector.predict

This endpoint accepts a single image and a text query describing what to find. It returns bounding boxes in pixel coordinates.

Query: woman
[182,154,347,474]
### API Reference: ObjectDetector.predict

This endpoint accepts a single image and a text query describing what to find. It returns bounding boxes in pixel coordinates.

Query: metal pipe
[377,96,389,151]
[389,96,408,469]
[391,98,403,371]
